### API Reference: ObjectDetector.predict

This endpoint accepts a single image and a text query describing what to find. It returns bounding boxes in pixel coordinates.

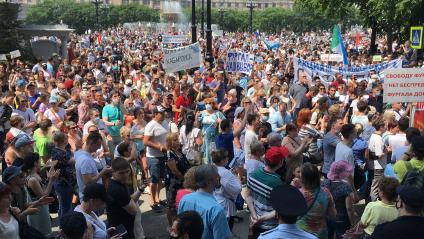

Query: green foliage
[25,0,160,34]
[0,2,21,53]
[183,4,362,33]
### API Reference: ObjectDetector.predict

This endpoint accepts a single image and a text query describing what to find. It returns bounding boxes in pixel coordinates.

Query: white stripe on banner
[162,42,201,73]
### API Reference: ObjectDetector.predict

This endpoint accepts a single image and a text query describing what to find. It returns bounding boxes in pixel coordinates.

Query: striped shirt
[299,124,323,154]
[247,167,283,229]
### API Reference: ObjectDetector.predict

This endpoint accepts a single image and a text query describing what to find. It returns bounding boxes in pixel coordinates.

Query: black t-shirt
[370,216,424,239]
[106,179,135,239]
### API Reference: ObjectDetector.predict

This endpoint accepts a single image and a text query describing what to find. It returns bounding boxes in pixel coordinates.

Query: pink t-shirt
[175,189,193,209]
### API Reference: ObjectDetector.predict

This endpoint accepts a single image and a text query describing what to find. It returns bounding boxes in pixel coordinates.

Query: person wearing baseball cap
[144,104,169,212]
[370,185,424,239]
[258,184,317,239]
[10,134,35,167]
[245,146,288,238]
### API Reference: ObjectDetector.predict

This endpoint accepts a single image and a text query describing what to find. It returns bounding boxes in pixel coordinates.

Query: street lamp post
[100,3,109,29]
[191,0,197,43]
[201,0,205,38]
[91,0,103,30]
[246,0,257,34]
[219,8,225,33]
[205,0,213,65]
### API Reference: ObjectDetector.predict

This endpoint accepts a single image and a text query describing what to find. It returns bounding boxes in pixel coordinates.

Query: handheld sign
[9,50,21,59]
[162,42,201,73]
[372,55,382,62]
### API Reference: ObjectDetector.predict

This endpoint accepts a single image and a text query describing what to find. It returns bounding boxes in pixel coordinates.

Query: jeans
[54,180,74,219]
[365,169,384,201]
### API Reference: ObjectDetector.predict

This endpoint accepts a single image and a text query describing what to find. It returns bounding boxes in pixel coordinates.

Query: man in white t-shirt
[244,113,260,162]
[367,119,387,202]
[388,117,408,153]
[12,96,36,135]
[143,106,169,212]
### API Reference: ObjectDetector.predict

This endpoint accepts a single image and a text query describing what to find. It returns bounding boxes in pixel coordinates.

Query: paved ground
[51,187,250,238]
[138,188,250,239]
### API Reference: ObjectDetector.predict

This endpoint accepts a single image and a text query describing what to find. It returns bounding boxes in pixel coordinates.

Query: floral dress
[200,110,225,164]
[297,187,334,239]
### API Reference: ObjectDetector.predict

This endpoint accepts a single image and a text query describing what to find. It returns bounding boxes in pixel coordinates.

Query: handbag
[10,210,46,239]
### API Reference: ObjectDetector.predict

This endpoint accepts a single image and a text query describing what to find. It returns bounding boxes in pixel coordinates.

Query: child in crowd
[244,141,265,177]
[359,177,399,237]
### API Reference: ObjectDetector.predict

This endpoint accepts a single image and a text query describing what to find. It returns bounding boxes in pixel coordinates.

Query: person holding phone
[74,183,122,239]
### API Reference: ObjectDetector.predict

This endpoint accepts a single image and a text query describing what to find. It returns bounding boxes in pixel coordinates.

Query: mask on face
[94,117,100,122]
[205,104,212,111]
[375,91,381,96]
[261,115,269,122]
[112,98,120,105]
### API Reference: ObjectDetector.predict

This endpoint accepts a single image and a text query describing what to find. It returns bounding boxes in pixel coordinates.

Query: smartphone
[112,224,127,237]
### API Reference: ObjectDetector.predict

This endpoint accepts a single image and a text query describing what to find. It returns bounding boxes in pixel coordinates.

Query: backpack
[401,161,424,190]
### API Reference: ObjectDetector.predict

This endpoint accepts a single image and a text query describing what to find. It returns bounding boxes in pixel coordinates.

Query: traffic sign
[410,26,423,49]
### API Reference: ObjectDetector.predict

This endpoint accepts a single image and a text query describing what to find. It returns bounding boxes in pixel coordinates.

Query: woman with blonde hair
[165,133,191,225]
[199,97,225,164]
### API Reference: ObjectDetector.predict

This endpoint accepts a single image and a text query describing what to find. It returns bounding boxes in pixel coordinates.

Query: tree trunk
[370,25,377,55]
[387,30,393,54]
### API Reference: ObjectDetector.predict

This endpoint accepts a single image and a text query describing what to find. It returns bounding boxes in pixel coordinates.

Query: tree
[0,2,21,53]
[26,0,160,34]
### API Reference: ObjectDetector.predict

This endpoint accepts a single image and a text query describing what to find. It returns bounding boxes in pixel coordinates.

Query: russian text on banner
[383,68,424,103]
[226,51,254,75]
[162,42,201,73]
[293,57,402,83]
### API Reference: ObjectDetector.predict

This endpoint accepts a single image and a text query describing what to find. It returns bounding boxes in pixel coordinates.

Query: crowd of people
[0,25,424,239]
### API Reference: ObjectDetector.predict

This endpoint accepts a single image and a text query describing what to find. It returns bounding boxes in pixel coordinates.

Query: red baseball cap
[265,146,289,166]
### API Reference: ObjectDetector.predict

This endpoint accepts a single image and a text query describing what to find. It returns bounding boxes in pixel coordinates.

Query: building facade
[11,0,294,9]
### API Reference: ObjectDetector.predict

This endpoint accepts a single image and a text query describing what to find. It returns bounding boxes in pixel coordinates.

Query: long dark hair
[185,112,195,135]
[301,163,321,190]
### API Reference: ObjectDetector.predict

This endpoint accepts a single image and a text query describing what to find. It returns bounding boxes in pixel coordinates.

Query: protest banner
[410,26,423,49]
[9,50,21,59]
[0,54,7,61]
[226,51,254,75]
[162,42,201,73]
[383,68,424,103]
[411,103,424,132]
[320,54,342,62]
[293,57,402,83]
[162,35,187,44]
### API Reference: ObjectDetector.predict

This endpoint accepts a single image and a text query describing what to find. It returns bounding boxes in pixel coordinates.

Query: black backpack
[401,161,424,190]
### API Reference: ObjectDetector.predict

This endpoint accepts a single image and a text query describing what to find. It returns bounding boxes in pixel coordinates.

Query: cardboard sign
[9,50,21,59]
[372,55,382,62]
[383,68,424,103]
[320,54,343,62]
[162,42,201,73]
[0,54,7,61]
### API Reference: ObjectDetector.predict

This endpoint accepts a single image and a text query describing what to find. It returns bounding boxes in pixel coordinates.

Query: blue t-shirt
[268,112,292,134]
[178,192,231,239]
[215,133,234,162]
[352,137,368,165]
[28,93,41,109]
[74,150,101,200]
[102,104,124,137]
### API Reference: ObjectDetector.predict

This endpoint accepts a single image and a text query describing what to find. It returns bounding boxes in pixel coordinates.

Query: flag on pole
[331,25,349,66]
[355,31,361,47]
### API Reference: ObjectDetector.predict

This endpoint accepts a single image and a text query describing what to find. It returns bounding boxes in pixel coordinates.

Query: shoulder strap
[303,188,321,216]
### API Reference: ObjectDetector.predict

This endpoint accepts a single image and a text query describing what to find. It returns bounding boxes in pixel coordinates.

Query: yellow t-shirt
[393,158,424,182]
[361,200,398,235]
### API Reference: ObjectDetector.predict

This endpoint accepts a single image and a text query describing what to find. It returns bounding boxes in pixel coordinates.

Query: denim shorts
[147,157,166,183]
